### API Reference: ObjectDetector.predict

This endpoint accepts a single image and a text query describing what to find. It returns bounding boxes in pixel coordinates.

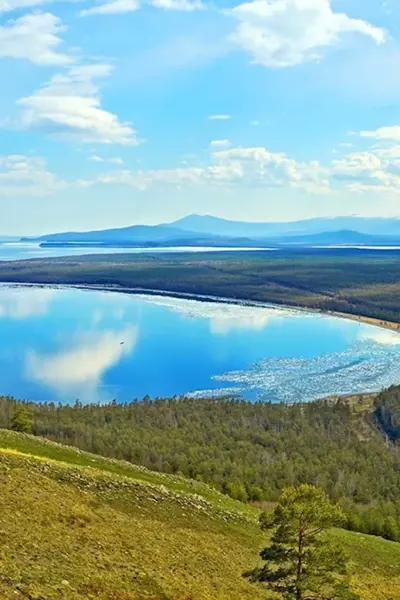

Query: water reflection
[0,287,55,320]
[136,295,296,335]
[26,326,137,395]
[358,328,400,346]
[0,285,399,404]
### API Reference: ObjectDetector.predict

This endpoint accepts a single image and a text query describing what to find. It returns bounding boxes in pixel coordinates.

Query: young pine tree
[246,484,359,600]
[11,406,33,434]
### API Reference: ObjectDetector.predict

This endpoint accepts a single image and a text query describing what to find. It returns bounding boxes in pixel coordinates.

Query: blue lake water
[2,241,400,262]
[0,242,274,261]
[1,284,400,404]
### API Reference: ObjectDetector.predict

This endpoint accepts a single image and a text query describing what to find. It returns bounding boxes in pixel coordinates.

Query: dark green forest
[1,391,400,543]
[374,386,400,442]
[2,248,400,323]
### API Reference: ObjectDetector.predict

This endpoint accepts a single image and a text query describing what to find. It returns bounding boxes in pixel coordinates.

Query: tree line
[2,249,400,324]
[2,392,400,543]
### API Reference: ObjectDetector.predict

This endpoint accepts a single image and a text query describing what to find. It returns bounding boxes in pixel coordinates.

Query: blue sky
[0,0,400,234]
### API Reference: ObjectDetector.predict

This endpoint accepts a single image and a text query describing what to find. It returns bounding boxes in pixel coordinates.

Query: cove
[0,284,400,404]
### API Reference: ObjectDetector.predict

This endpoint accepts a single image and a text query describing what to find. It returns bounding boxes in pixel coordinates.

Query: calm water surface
[1,285,400,404]
[2,241,400,261]
[0,242,273,261]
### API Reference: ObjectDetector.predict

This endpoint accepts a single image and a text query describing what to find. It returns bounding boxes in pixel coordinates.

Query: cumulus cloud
[214,146,332,194]
[86,161,244,190]
[17,64,139,145]
[330,145,400,194]
[230,0,386,68]
[80,144,331,194]
[81,0,204,15]
[208,114,231,121]
[0,12,71,65]
[77,133,400,197]
[88,154,123,164]
[210,139,231,149]
[360,126,400,142]
[331,152,382,179]
[150,0,204,10]
[81,0,139,16]
[0,154,64,196]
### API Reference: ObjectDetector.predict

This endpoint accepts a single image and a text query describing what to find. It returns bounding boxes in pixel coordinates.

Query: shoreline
[4,280,400,336]
[0,279,393,406]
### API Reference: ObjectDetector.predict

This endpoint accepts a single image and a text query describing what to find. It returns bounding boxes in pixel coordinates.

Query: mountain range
[22,214,400,247]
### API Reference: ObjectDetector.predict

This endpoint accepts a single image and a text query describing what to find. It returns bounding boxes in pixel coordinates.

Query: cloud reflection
[137,295,295,335]
[26,326,137,392]
[0,287,55,319]
[358,328,400,346]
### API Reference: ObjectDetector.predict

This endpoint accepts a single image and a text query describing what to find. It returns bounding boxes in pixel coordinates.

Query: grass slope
[0,429,399,600]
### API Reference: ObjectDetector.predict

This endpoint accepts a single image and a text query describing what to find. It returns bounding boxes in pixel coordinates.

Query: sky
[0,0,400,234]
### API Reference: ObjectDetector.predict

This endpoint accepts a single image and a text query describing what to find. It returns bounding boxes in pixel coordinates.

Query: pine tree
[11,406,33,434]
[246,484,359,600]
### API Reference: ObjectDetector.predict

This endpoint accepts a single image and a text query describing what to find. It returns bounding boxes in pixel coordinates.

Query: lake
[0,241,274,261]
[1,284,400,405]
[2,241,400,262]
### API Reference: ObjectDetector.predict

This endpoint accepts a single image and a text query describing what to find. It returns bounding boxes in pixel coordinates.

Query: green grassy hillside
[0,429,399,600]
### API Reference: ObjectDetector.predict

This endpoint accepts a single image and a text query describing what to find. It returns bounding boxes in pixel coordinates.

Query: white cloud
[345,129,400,193]
[0,12,71,66]
[151,0,204,10]
[81,144,331,194]
[213,146,331,194]
[17,64,139,145]
[360,126,400,142]
[0,0,85,13]
[208,114,231,120]
[89,154,124,164]
[81,0,139,16]
[26,326,137,389]
[0,154,64,196]
[331,152,382,178]
[230,0,386,68]
[76,125,400,198]
[210,139,231,149]
[373,145,400,160]
[86,161,245,190]
[331,148,400,194]
[81,0,204,16]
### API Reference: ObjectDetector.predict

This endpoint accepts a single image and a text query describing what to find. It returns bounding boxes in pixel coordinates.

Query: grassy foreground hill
[0,429,399,600]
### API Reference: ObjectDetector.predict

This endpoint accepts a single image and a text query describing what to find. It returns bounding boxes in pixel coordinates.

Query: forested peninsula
[1,249,400,326]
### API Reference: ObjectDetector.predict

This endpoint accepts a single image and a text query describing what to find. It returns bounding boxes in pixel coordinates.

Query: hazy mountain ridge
[21,214,400,246]
[169,214,400,237]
